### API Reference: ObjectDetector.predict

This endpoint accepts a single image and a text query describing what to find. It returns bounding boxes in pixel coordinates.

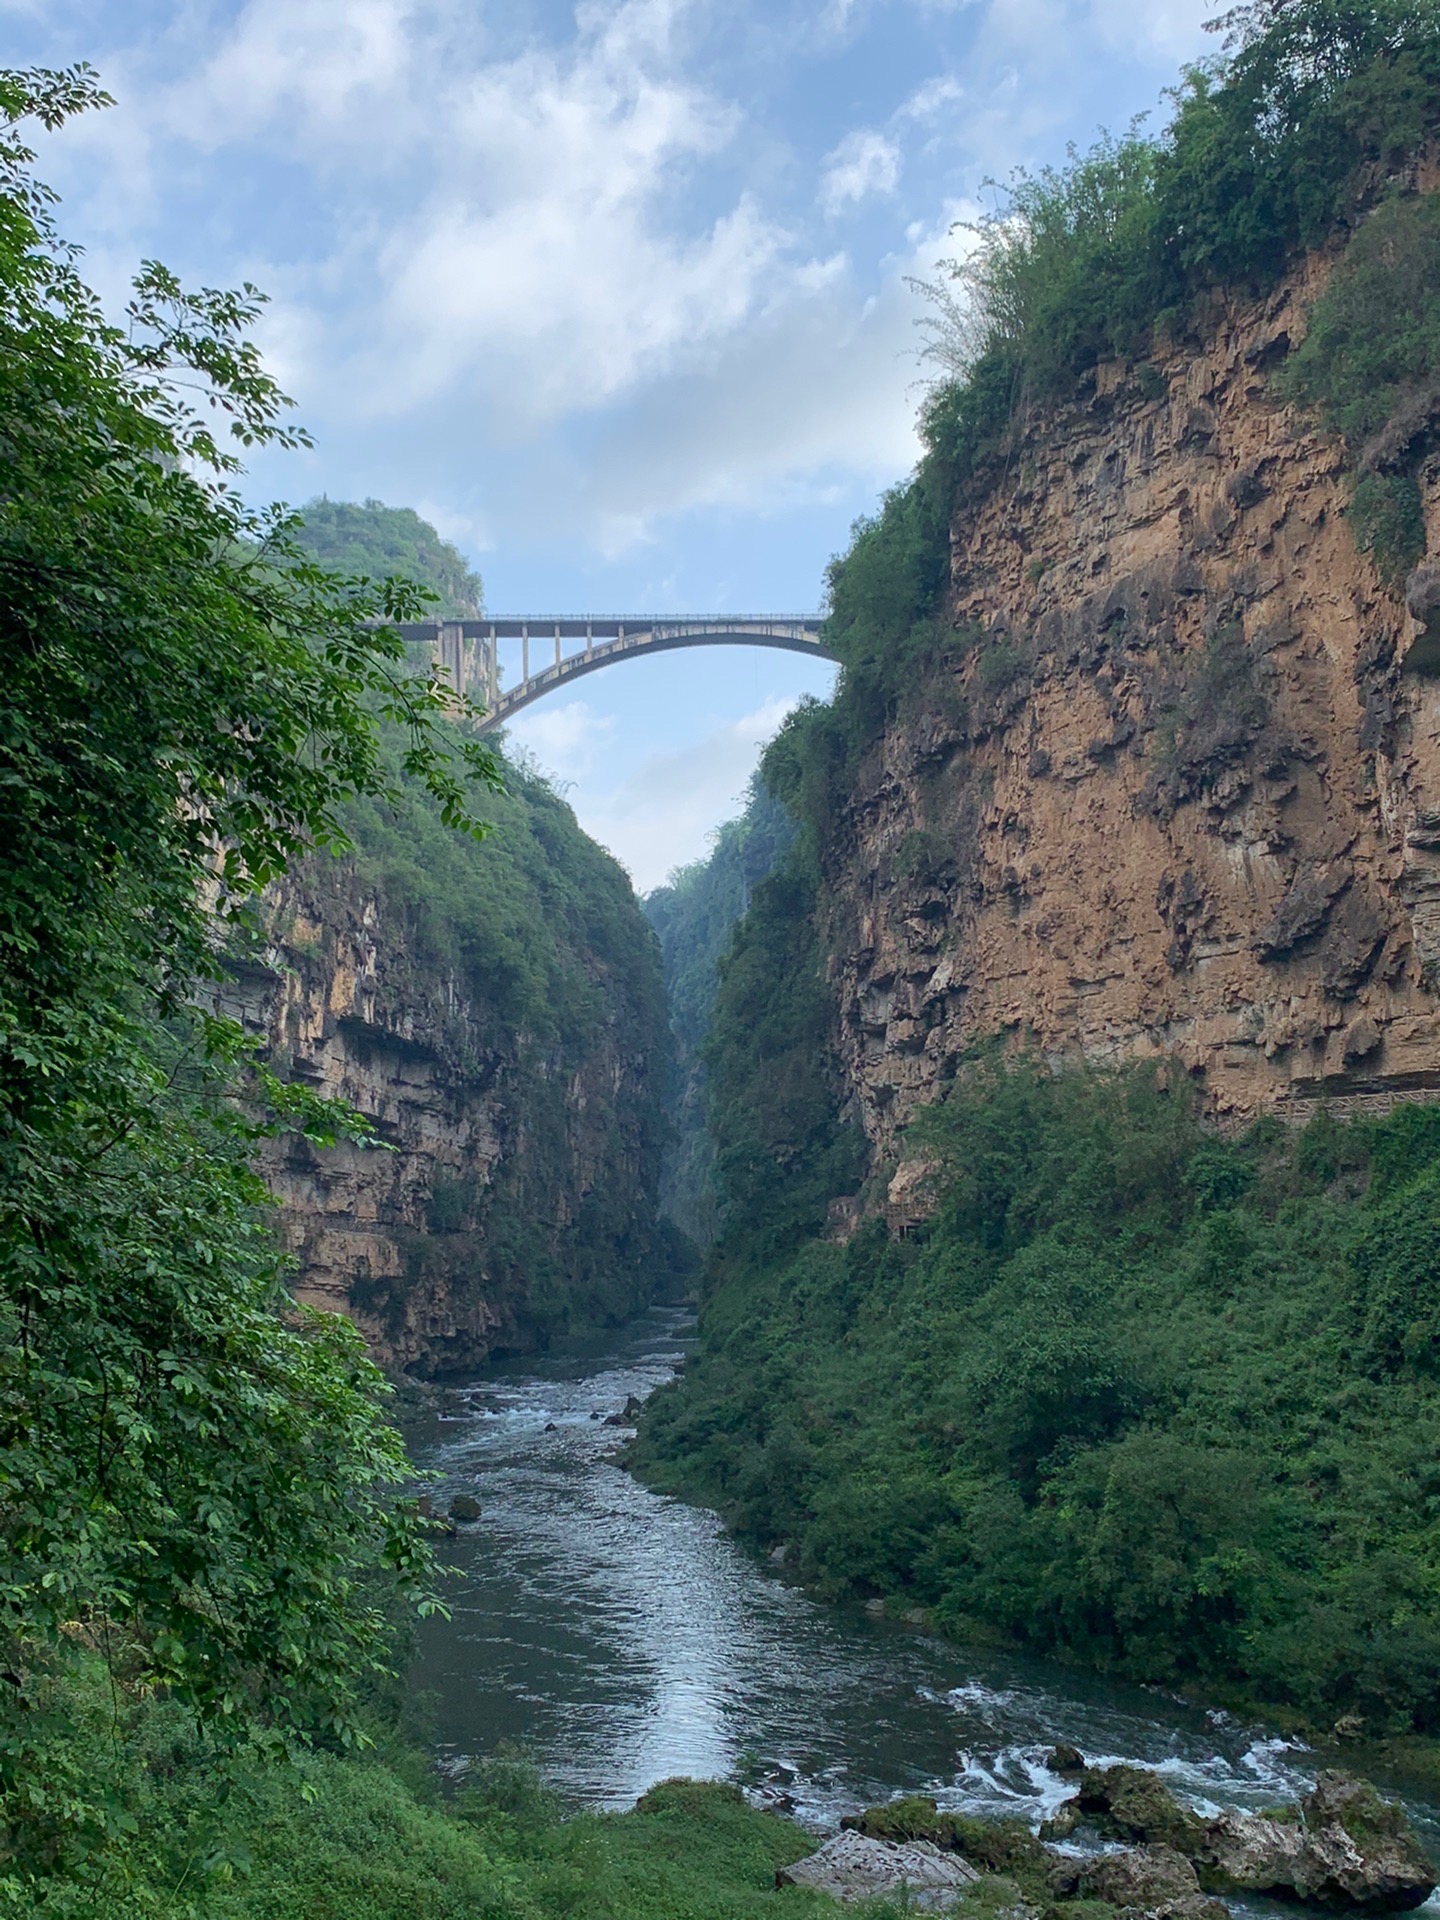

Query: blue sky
[8,0,1212,888]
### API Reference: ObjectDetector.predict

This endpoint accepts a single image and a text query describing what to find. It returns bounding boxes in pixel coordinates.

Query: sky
[7,0,1214,890]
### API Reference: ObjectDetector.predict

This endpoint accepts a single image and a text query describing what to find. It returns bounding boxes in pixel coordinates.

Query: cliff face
[820,240,1440,1194]
[226,771,671,1375]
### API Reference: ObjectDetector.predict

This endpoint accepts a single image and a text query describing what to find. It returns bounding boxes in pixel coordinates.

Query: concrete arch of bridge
[397,619,839,736]
[484,628,838,733]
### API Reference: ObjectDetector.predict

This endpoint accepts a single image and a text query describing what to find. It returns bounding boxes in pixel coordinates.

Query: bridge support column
[437,622,463,704]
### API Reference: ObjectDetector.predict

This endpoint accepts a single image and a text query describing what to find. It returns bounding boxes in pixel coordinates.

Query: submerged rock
[447,1494,482,1523]
[776,1829,981,1909]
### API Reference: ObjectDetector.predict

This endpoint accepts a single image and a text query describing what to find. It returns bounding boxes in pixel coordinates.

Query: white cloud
[506,700,617,782]
[176,0,415,146]
[900,73,967,121]
[819,128,902,215]
[535,692,802,891]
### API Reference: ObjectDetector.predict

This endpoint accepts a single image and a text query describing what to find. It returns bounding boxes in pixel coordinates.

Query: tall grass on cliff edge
[794,0,1440,797]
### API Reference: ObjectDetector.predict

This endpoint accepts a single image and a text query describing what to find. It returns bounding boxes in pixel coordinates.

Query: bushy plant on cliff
[643,779,795,1244]
[1280,191,1440,585]
[295,497,485,620]
[0,67,499,1894]
[635,1062,1440,1732]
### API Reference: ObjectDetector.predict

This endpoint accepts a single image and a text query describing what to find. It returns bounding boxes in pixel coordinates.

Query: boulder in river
[1074,1764,1209,1853]
[1051,1762,1435,1912]
[776,1829,981,1909]
[1198,1772,1436,1911]
[843,1796,1055,1880]
[1079,1844,1229,1920]
[447,1494,482,1524]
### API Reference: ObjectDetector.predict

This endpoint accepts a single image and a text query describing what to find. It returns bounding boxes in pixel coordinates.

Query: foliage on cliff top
[636,1061,1440,1734]
[295,497,485,621]
[0,65,500,1895]
[787,0,1440,814]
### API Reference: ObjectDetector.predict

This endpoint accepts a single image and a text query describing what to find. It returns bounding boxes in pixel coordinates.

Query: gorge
[13,9,1440,1915]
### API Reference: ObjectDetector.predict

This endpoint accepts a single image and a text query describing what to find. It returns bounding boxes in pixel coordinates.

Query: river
[407,1306,1440,1871]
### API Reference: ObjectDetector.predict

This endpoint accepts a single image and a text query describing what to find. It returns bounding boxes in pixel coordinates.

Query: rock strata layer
[225,853,667,1374]
[814,236,1440,1201]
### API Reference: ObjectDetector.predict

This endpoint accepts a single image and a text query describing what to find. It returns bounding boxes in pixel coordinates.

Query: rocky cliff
[225,759,673,1375]
[817,217,1440,1198]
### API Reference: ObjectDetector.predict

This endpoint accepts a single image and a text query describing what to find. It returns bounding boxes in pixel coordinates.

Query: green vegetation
[9,1663,839,1919]
[643,781,795,1245]
[794,0,1440,818]
[1280,190,1440,586]
[635,1060,1440,1733]
[700,839,865,1270]
[0,64,510,1901]
[317,727,682,1340]
[295,498,484,619]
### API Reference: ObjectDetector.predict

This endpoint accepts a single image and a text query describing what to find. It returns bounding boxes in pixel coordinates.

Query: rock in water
[777,1830,981,1910]
[1075,1765,1209,1853]
[448,1494,482,1523]
[1081,1844,1229,1920]
[1202,1773,1435,1911]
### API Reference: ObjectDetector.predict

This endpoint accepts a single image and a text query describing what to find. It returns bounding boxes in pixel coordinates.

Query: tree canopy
[0,64,499,1890]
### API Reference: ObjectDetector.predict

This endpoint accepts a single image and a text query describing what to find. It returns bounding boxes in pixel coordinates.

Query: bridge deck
[395,616,837,734]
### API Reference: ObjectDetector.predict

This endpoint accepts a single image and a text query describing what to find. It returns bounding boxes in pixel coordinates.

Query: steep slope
[224,502,676,1372]
[829,223,1440,1197]
[643,780,793,1245]
[229,746,675,1374]
[634,6,1440,1733]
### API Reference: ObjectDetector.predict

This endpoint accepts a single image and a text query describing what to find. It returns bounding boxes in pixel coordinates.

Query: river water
[407,1306,1440,1869]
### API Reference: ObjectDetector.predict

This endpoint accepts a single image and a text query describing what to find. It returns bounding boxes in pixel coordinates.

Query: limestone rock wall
[821,247,1440,1195]
[225,859,665,1374]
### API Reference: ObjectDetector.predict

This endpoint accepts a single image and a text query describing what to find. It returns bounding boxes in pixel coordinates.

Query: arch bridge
[396,616,836,734]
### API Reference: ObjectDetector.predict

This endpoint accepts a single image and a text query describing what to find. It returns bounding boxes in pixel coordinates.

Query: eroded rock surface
[223,858,667,1374]
[776,1829,981,1908]
[1048,1760,1435,1913]
[1079,1844,1229,1920]
[810,242,1440,1202]
[1200,1774,1436,1911]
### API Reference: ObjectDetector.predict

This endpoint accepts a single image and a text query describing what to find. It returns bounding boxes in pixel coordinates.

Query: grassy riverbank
[12,1663,839,1920]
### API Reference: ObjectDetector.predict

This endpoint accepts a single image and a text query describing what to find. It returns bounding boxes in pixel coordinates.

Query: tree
[0,63,500,1882]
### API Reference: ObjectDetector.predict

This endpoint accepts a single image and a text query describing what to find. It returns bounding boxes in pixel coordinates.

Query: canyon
[224,782,673,1376]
